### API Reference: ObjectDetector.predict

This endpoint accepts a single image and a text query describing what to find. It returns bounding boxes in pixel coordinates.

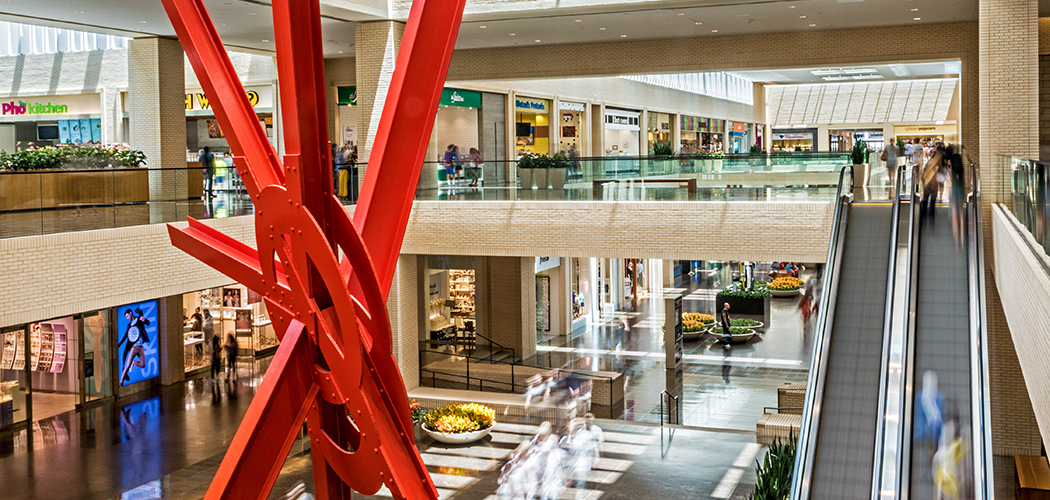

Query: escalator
[791,167,906,499]
[899,163,994,499]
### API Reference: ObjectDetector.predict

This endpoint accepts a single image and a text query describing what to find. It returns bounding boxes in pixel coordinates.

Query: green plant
[550,152,570,168]
[748,436,797,500]
[693,151,725,160]
[0,142,147,171]
[896,137,907,158]
[652,142,673,156]
[717,288,771,299]
[422,403,495,433]
[749,144,762,154]
[517,153,539,169]
[410,399,428,424]
[850,138,869,165]
[730,318,762,327]
[709,326,754,335]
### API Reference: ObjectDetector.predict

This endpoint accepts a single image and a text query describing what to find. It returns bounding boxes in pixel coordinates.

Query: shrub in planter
[717,288,770,300]
[683,312,715,325]
[410,399,428,424]
[708,326,755,336]
[729,318,762,328]
[748,436,796,500]
[422,403,495,433]
[0,142,147,171]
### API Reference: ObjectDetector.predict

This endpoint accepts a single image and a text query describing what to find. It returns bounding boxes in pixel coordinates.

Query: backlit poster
[68,119,82,143]
[58,120,70,143]
[90,119,102,143]
[79,119,92,143]
[117,300,159,387]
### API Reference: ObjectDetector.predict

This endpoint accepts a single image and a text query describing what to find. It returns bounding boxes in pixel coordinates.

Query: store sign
[733,122,746,134]
[515,97,548,112]
[337,86,357,106]
[605,109,640,130]
[186,87,272,110]
[535,256,561,273]
[2,100,67,115]
[440,88,482,108]
[559,101,586,112]
[0,94,99,117]
[775,133,813,140]
[893,124,957,135]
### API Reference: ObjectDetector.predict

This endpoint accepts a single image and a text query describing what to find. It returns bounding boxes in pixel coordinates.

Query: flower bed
[0,142,146,171]
[730,318,763,329]
[422,403,495,434]
[767,277,804,292]
[682,312,714,333]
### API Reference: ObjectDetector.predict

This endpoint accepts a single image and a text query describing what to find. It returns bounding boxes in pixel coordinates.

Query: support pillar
[387,254,420,390]
[355,21,405,188]
[158,294,185,386]
[475,256,537,361]
[979,0,1041,456]
[128,37,188,224]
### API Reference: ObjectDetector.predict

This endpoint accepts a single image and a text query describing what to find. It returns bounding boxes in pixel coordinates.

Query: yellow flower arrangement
[767,276,804,291]
[422,402,495,434]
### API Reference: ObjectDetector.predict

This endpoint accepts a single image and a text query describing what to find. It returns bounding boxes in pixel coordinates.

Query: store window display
[183,286,278,371]
[0,325,27,428]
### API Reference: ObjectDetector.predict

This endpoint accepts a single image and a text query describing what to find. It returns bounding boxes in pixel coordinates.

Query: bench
[1016,455,1050,500]
[777,383,806,415]
[593,178,697,199]
[756,407,801,446]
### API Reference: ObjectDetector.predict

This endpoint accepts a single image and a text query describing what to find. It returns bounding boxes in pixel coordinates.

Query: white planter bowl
[422,424,494,444]
[769,288,802,298]
[731,321,764,330]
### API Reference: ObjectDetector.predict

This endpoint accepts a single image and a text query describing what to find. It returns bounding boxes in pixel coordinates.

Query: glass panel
[1,325,28,428]
[82,309,112,403]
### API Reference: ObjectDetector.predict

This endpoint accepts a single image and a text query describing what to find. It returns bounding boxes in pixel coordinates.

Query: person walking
[198,146,215,199]
[948,146,967,248]
[719,302,732,347]
[919,144,947,221]
[882,138,899,197]
[224,333,239,382]
[467,147,482,187]
[208,334,222,384]
[442,144,457,186]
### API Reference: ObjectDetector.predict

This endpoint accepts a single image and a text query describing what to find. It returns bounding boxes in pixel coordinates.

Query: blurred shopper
[719,302,732,347]
[442,144,457,186]
[948,146,967,248]
[199,146,215,199]
[908,139,924,172]
[882,138,899,197]
[224,333,239,382]
[915,370,945,454]
[209,334,222,384]
[467,147,482,187]
[569,414,604,499]
[452,145,464,181]
[919,144,947,221]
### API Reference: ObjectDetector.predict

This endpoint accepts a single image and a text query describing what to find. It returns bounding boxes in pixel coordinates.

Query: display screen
[37,125,59,140]
[117,300,159,387]
[515,122,532,137]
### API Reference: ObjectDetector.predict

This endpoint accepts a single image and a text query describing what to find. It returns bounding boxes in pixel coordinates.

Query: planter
[549,168,566,190]
[422,424,493,444]
[769,289,802,298]
[519,168,534,189]
[853,163,870,189]
[709,328,758,343]
[0,168,150,211]
[534,168,549,190]
[731,321,764,330]
[683,327,707,342]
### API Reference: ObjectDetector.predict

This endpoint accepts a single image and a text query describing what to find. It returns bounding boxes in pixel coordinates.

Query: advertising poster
[117,300,159,387]
[79,119,92,143]
[58,120,70,143]
[68,119,82,143]
[90,118,102,143]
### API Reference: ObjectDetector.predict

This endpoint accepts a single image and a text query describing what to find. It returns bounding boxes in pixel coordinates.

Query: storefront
[515,96,550,156]
[680,115,702,153]
[604,108,641,155]
[729,122,749,153]
[893,124,958,145]
[828,128,884,152]
[771,129,818,152]
[535,257,562,340]
[0,93,104,151]
[335,86,358,149]
[432,88,485,182]
[703,119,725,152]
[571,258,593,332]
[184,86,275,154]
[646,112,672,154]
[558,101,586,155]
[181,285,278,375]
[424,256,477,344]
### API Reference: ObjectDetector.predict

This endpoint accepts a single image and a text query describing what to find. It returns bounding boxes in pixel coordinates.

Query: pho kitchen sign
[0,94,100,118]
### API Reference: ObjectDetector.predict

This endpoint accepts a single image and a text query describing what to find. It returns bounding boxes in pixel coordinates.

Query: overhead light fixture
[248,12,256,15]
[338,51,343,53]
[799,15,807,18]
[851,74,884,80]
[139,20,147,23]
[261,39,269,42]
[678,12,685,15]
[620,34,627,37]
[479,25,486,28]
[811,69,843,75]
[842,68,877,74]
[599,27,606,30]
[509,33,516,36]
[74,10,84,13]
[789,5,795,8]
[911,8,919,11]
[695,21,703,25]
[711,29,718,32]
[809,24,816,27]
[575,19,582,22]
[913,17,921,20]
[822,75,852,81]
[535,39,541,42]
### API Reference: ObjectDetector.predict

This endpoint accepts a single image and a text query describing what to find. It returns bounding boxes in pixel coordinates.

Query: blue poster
[79,119,92,143]
[68,120,82,143]
[58,120,70,144]
[90,118,102,143]
[117,300,159,387]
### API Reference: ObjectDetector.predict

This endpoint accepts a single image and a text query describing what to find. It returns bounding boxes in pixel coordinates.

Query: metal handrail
[790,164,854,500]
[968,164,994,499]
[870,165,907,499]
[660,390,681,426]
[895,160,923,498]
[472,331,517,364]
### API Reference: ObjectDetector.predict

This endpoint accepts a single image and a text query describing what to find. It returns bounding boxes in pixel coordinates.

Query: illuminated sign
[515,97,548,112]
[2,100,69,116]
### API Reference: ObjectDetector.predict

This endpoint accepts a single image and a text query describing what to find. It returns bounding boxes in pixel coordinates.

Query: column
[158,294,185,386]
[387,254,420,390]
[611,258,623,311]
[639,108,648,156]
[670,114,681,153]
[128,37,188,224]
[355,21,405,188]
[663,259,674,289]
[979,0,1041,456]
[475,257,537,360]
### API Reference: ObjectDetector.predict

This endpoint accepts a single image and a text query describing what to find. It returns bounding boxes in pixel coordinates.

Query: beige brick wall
[402,200,833,262]
[159,294,185,386]
[324,57,357,142]
[475,256,538,361]
[991,205,1047,455]
[387,253,420,389]
[355,21,404,167]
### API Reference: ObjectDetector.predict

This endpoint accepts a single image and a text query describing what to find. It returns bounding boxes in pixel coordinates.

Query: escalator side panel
[811,204,893,499]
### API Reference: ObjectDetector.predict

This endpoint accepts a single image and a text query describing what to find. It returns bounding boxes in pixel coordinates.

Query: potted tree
[851,137,870,188]
[549,152,569,190]
[517,153,536,189]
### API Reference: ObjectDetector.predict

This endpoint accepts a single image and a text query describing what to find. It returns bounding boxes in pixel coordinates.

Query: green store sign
[337,86,356,106]
[440,88,482,109]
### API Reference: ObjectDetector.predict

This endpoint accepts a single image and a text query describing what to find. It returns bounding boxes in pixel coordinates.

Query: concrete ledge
[756,412,801,446]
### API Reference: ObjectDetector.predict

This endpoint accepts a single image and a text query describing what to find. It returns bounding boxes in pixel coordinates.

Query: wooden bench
[756,407,802,446]
[593,178,697,198]
[1016,455,1050,500]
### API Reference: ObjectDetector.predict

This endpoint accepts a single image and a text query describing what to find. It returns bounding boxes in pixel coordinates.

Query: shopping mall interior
[0,0,1049,498]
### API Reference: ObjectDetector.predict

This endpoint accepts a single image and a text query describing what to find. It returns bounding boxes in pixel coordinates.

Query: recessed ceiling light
[509,33,515,36]
[788,5,795,8]
[261,39,269,42]
[913,17,921,20]
[677,12,685,15]
[248,12,256,15]
[574,19,582,22]
[535,39,541,42]
[620,34,627,37]
[338,51,343,53]
[695,21,702,25]
[139,20,147,23]
[74,10,84,13]
[599,27,606,30]
[711,29,718,32]
[911,8,919,11]
[809,24,816,27]
[479,25,486,28]
[799,15,807,18]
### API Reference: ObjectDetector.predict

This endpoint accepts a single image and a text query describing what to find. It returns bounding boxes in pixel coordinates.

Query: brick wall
[324,57,357,142]
[991,205,1047,455]
[159,294,185,386]
[475,256,537,361]
[1041,54,1050,160]
[355,21,404,168]
[387,253,420,389]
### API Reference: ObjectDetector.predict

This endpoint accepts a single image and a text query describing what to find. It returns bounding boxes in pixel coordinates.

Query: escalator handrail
[870,165,908,499]
[968,164,994,499]
[896,163,923,499]
[790,164,854,500]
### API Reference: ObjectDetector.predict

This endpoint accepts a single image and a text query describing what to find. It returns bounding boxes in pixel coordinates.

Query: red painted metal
[159,0,465,497]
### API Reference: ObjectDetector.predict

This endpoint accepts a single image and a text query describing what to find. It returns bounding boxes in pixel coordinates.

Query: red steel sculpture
[159,0,465,498]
